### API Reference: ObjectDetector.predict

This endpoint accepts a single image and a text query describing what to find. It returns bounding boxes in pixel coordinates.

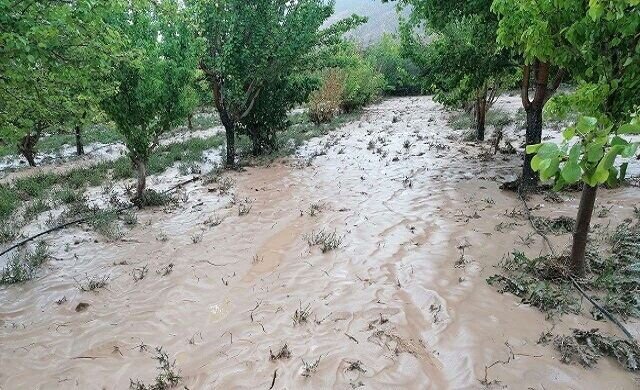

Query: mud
[1,96,639,389]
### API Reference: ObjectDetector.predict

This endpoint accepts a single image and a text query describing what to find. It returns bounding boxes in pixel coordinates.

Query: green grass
[0,134,225,225]
[0,124,123,159]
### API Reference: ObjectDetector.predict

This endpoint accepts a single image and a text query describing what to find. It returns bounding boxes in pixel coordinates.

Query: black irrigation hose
[517,190,636,341]
[0,176,201,258]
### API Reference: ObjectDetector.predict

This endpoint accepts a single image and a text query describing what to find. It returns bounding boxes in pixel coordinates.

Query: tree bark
[521,61,552,189]
[134,158,147,199]
[18,132,39,167]
[522,105,544,188]
[224,125,235,166]
[187,113,194,131]
[75,125,84,155]
[474,88,487,142]
[570,184,598,276]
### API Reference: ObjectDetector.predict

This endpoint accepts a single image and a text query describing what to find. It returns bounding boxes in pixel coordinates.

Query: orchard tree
[528,118,638,275]
[526,0,640,276]
[103,1,200,199]
[191,0,363,166]
[0,0,122,166]
[491,0,585,188]
[389,0,516,141]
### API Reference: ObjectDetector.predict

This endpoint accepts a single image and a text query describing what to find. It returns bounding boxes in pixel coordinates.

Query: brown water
[1,97,638,389]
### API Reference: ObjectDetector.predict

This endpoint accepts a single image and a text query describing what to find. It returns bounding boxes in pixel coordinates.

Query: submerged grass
[0,134,224,225]
[0,241,49,285]
[553,328,640,371]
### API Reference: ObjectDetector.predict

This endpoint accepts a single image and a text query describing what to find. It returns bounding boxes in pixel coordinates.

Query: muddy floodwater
[1,96,639,389]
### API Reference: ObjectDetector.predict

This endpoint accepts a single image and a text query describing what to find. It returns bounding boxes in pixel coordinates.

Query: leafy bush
[365,34,421,96]
[308,69,345,125]
[342,59,385,112]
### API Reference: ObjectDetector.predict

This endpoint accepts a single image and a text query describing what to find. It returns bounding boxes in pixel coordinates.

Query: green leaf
[568,144,581,162]
[622,143,638,158]
[561,161,582,184]
[576,116,598,134]
[531,154,544,172]
[537,143,560,159]
[586,144,604,162]
[618,123,640,135]
[540,157,560,181]
[526,143,542,154]
[562,127,576,140]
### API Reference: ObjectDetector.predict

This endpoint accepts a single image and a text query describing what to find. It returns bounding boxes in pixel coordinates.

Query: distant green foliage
[0,0,124,164]
[326,42,385,112]
[364,34,421,96]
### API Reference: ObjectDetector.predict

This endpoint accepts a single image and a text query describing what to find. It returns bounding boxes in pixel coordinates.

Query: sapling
[527,116,639,275]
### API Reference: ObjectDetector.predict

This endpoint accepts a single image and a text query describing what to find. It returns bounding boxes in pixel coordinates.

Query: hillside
[330,0,405,44]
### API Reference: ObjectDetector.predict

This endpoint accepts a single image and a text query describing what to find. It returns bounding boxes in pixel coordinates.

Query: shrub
[308,69,345,125]
[341,59,385,112]
[365,34,421,96]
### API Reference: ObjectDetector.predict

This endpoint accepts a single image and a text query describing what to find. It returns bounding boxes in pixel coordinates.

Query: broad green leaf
[586,144,604,162]
[537,143,560,159]
[576,116,598,134]
[526,143,542,154]
[561,161,582,184]
[618,123,640,135]
[568,144,581,162]
[531,154,544,172]
[541,157,560,181]
[563,127,576,140]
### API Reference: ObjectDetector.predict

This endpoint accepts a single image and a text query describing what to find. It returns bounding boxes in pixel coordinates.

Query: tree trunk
[570,184,598,276]
[520,61,556,190]
[474,98,486,142]
[522,106,544,188]
[75,125,84,155]
[18,133,38,167]
[134,158,147,199]
[224,125,235,166]
[187,113,194,131]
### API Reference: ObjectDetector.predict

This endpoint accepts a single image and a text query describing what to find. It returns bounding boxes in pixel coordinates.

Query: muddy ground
[1,96,639,389]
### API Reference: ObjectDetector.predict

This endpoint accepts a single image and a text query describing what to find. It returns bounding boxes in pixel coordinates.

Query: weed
[132,266,149,282]
[75,275,109,292]
[191,232,203,244]
[0,224,19,245]
[204,213,224,227]
[24,198,51,221]
[487,252,580,318]
[531,215,576,235]
[156,232,169,242]
[0,242,49,285]
[554,328,640,371]
[305,229,343,253]
[121,210,138,226]
[307,202,324,217]
[136,190,176,208]
[54,187,87,205]
[157,263,174,277]
[292,303,312,326]
[238,202,252,216]
[301,356,321,377]
[129,347,182,390]
[89,209,123,240]
[270,344,292,361]
[346,360,366,373]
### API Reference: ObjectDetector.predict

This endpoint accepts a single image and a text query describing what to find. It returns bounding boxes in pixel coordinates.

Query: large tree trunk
[18,133,39,167]
[474,90,487,142]
[75,124,84,156]
[522,106,544,188]
[520,61,564,190]
[224,124,235,166]
[134,158,147,199]
[570,184,597,277]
